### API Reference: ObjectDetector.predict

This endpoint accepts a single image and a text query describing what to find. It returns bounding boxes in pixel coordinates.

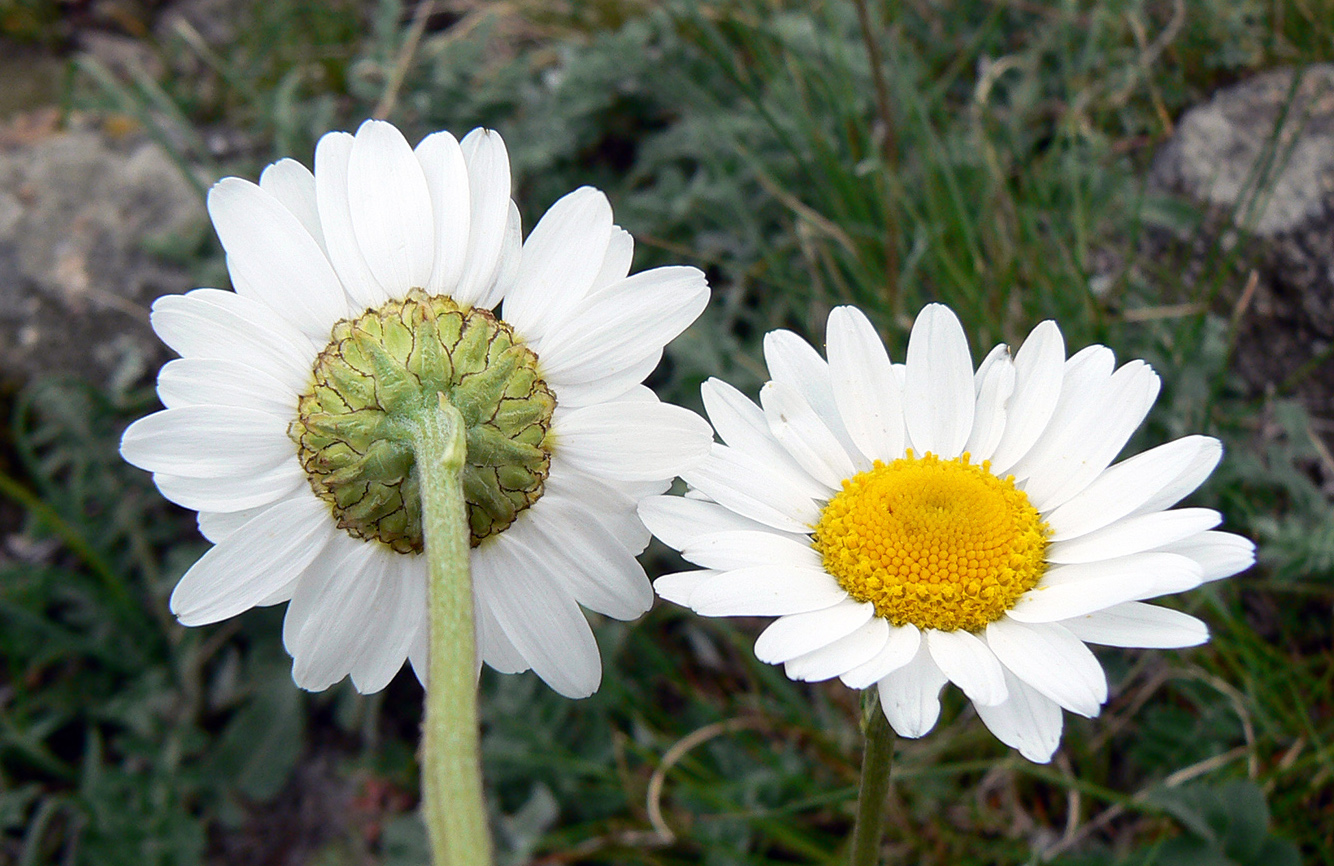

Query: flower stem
[849,691,896,866]
[410,394,491,866]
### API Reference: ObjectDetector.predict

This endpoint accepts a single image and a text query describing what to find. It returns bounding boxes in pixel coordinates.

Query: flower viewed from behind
[641,304,1253,762]
[121,120,712,698]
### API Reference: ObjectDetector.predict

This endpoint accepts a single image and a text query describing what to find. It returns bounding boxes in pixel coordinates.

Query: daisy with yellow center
[816,452,1047,632]
[641,304,1253,763]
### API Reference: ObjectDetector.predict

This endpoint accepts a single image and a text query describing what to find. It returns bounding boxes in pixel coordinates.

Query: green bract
[291,290,556,552]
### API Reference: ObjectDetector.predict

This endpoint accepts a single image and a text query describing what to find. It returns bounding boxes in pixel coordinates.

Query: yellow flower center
[813,452,1048,632]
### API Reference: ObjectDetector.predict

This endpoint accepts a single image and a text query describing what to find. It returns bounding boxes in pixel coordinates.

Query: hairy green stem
[410,394,491,866]
[849,692,896,866]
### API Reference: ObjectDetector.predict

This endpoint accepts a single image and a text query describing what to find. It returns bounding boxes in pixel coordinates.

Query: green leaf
[1145,781,1300,866]
[202,671,305,803]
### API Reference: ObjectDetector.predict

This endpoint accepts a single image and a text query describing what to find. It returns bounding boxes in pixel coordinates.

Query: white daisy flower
[640,303,1253,763]
[120,120,713,699]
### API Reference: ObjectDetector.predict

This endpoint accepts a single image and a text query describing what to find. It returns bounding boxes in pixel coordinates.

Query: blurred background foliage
[0,0,1332,863]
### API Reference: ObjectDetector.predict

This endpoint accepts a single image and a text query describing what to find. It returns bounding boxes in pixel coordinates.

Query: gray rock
[1153,65,1334,237]
[1151,67,1334,431]
[0,116,205,394]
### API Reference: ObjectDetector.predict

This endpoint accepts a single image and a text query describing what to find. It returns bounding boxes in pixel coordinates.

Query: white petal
[347,120,435,300]
[1003,345,1116,483]
[604,475,670,501]
[1006,553,1203,622]
[407,612,429,686]
[282,536,345,652]
[350,554,425,693]
[415,130,471,297]
[153,459,305,512]
[763,329,860,458]
[754,600,875,664]
[150,289,316,393]
[198,505,268,544]
[1154,531,1255,582]
[783,616,889,682]
[638,495,806,551]
[314,131,386,311]
[223,254,266,308]
[760,380,857,489]
[877,644,949,738]
[974,668,1064,763]
[985,619,1107,717]
[512,499,653,620]
[543,463,649,553]
[1047,509,1221,564]
[988,320,1065,473]
[473,201,522,311]
[902,303,974,459]
[548,350,660,409]
[598,383,655,404]
[555,400,712,482]
[654,569,716,606]
[1045,436,1223,540]
[926,628,1008,706]
[503,186,613,339]
[536,266,709,387]
[121,406,293,478]
[170,492,334,626]
[680,445,822,533]
[688,565,847,617]
[258,158,324,253]
[476,589,529,675]
[454,129,513,307]
[592,226,634,291]
[157,358,295,415]
[1019,361,1161,512]
[826,306,903,461]
[474,531,602,698]
[964,343,1014,462]
[840,623,921,689]
[1126,441,1227,519]
[1067,554,1205,600]
[1060,601,1209,648]
[291,539,387,691]
[700,378,827,500]
[1056,344,1116,402]
[208,178,348,340]
[682,529,822,571]
[255,569,302,607]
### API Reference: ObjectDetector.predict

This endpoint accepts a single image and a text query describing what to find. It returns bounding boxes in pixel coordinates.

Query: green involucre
[291,290,556,552]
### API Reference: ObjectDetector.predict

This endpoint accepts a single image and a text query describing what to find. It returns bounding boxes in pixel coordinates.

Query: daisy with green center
[119,119,714,864]
[121,120,711,698]
[641,303,1253,765]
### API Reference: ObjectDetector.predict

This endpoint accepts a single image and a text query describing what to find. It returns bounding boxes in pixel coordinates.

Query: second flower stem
[411,394,491,866]
[849,692,896,866]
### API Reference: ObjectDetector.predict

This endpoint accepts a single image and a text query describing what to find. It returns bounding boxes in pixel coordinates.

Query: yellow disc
[813,452,1048,632]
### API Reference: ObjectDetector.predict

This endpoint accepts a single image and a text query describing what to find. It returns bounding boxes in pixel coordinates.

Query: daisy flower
[120,120,712,699]
[640,304,1253,763]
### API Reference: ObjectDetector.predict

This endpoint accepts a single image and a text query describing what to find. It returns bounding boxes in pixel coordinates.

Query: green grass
[3,0,1333,863]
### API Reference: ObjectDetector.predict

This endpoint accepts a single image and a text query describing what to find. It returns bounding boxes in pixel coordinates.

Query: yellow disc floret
[813,452,1048,632]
